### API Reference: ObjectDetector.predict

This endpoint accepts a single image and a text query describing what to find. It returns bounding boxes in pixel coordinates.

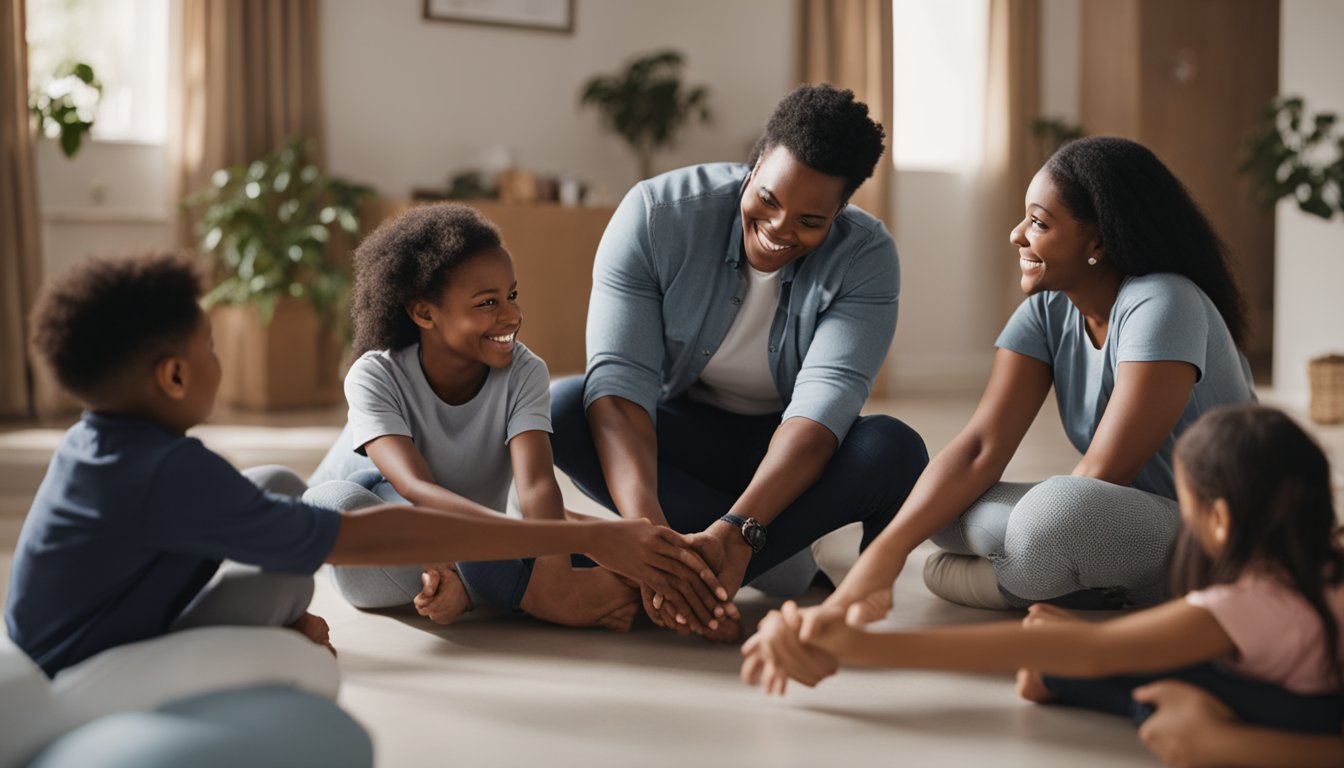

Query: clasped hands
[619,522,760,640]
[740,590,891,695]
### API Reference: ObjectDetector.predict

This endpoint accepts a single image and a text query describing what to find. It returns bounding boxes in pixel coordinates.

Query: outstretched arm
[824,349,1053,618]
[744,598,1234,691]
[328,503,719,597]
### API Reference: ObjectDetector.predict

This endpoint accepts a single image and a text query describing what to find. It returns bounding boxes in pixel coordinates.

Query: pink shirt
[1186,575,1344,696]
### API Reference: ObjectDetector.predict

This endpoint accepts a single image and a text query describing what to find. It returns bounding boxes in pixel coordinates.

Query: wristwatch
[720,513,767,554]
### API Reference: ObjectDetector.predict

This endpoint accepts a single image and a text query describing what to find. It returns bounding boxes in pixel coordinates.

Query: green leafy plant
[579,50,712,180]
[1240,95,1344,221]
[183,137,375,326]
[30,61,102,158]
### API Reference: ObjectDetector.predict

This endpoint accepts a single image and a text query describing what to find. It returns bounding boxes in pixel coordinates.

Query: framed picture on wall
[423,0,573,33]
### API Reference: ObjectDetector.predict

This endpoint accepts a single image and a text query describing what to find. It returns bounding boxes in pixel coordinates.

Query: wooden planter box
[211,300,343,410]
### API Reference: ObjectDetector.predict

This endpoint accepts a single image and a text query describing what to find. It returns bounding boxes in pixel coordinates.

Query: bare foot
[520,556,640,632]
[1016,668,1055,702]
[414,564,473,625]
[289,612,337,657]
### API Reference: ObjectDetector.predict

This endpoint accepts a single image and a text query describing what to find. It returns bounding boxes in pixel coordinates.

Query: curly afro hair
[748,83,886,200]
[350,203,503,358]
[1044,137,1248,347]
[29,253,204,402]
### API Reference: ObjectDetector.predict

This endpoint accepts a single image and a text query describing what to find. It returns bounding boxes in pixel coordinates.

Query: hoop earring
[1087,257,1098,266]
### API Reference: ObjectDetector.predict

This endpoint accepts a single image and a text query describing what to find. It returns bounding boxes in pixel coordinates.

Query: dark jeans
[1043,664,1344,734]
[548,375,930,584]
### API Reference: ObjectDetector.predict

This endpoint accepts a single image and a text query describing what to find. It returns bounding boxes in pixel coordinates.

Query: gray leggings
[930,476,1181,609]
[171,466,315,630]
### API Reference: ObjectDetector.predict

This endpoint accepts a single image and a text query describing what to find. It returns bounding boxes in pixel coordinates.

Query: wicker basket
[1309,354,1344,424]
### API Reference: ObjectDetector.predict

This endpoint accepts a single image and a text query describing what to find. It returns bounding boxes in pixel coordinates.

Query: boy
[6,253,725,677]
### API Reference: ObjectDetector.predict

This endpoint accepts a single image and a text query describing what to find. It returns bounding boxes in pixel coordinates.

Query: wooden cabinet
[363,200,617,376]
[1081,0,1279,374]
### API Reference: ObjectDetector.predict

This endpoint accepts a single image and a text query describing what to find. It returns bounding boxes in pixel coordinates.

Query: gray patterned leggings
[930,476,1181,609]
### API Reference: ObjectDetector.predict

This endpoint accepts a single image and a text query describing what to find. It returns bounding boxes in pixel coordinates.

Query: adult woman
[550,84,930,641]
[810,136,1255,624]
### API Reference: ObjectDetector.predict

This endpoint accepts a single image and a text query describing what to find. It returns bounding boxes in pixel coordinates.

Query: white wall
[1273,0,1344,406]
[35,139,177,281]
[1038,0,1080,125]
[321,0,798,200]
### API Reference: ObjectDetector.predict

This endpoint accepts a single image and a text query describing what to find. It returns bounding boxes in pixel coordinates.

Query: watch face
[742,519,766,552]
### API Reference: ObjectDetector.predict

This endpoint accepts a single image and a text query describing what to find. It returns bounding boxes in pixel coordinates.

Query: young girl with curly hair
[306,203,727,633]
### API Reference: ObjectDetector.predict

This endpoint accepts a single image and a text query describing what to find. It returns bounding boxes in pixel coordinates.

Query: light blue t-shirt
[996,273,1255,498]
[584,163,899,443]
[344,342,552,512]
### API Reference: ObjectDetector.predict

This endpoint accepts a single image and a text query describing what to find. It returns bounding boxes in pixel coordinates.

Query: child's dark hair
[29,253,204,402]
[748,83,886,201]
[1044,137,1249,347]
[349,203,502,358]
[1173,404,1344,689]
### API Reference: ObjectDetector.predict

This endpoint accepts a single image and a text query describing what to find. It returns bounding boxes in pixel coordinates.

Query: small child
[742,404,1344,741]
[306,203,729,634]
[6,253,724,678]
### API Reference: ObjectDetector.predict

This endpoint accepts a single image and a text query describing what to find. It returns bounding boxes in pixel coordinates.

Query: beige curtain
[0,0,44,419]
[799,0,894,223]
[179,0,324,223]
[984,0,1041,320]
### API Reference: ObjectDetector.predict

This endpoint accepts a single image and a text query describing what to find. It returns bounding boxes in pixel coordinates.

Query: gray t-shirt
[996,273,1255,499]
[344,342,552,512]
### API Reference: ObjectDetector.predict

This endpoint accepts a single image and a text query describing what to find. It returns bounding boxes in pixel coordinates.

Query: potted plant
[30,61,101,158]
[183,137,374,410]
[579,50,712,180]
[1239,95,1344,423]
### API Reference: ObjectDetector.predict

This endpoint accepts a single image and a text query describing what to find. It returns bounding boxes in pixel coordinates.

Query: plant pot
[1308,354,1344,424]
[211,300,343,410]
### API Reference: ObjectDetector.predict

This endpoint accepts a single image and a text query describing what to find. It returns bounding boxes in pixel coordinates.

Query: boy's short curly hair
[748,83,887,200]
[350,203,502,358]
[30,253,205,402]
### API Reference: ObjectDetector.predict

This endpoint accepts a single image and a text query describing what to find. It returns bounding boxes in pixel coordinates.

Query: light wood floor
[1,391,1340,767]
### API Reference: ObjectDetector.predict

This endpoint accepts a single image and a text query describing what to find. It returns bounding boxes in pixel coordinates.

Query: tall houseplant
[183,137,374,409]
[579,50,712,180]
[1240,95,1343,221]
[1239,95,1344,423]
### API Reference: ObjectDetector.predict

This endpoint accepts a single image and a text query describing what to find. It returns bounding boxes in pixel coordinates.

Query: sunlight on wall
[891,0,989,172]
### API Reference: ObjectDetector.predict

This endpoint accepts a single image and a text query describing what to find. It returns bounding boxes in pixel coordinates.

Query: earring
[1087,257,1098,266]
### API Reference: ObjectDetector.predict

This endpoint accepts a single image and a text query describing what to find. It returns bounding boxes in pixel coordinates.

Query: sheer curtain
[799,0,894,224]
[983,0,1041,320]
[0,0,45,418]
[178,0,324,219]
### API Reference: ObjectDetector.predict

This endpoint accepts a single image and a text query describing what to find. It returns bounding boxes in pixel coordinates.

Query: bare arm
[727,416,836,525]
[508,430,565,521]
[328,505,623,565]
[1133,680,1344,768]
[825,349,1053,608]
[586,395,666,525]
[1074,360,1197,485]
[363,434,500,520]
[809,599,1234,679]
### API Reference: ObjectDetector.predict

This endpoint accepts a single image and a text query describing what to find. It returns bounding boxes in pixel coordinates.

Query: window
[891,0,989,171]
[26,0,169,144]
